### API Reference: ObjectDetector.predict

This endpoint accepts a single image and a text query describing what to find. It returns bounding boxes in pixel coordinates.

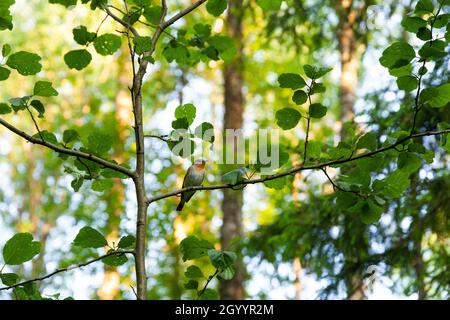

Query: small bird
[176,158,207,211]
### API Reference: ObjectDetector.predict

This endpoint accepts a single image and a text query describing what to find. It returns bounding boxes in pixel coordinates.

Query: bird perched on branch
[177,158,206,211]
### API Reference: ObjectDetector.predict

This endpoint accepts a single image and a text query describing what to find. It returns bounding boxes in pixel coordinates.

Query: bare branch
[146,129,450,204]
[0,250,134,291]
[0,117,135,178]
[162,0,208,29]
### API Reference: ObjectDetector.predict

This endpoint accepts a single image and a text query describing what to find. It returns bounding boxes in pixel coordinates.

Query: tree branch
[162,0,208,29]
[146,129,450,204]
[0,117,135,178]
[197,269,219,299]
[103,6,139,37]
[0,250,134,291]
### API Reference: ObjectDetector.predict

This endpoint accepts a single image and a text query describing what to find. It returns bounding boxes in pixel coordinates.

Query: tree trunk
[220,0,245,300]
[337,0,367,300]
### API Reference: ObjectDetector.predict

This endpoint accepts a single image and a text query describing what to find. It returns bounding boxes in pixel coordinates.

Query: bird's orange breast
[194,163,205,171]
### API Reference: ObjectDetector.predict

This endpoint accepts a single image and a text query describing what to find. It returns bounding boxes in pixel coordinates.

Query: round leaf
[93,33,122,56]
[64,49,92,70]
[309,103,327,119]
[275,107,301,130]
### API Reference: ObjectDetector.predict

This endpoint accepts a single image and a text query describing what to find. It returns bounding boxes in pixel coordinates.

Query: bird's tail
[176,200,185,211]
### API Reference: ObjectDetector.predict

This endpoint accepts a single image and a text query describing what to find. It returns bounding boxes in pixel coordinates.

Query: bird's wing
[181,165,195,188]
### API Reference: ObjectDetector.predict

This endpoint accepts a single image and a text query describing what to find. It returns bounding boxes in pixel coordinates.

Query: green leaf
[218,265,235,280]
[73,226,107,248]
[143,5,163,25]
[131,0,151,6]
[30,100,45,118]
[0,102,12,114]
[418,40,447,60]
[185,265,204,279]
[64,49,92,70]
[172,118,190,130]
[101,167,129,179]
[275,108,301,130]
[379,42,415,69]
[2,44,11,57]
[194,122,215,143]
[87,132,113,155]
[416,27,432,40]
[184,280,198,290]
[397,76,418,91]
[168,137,195,158]
[0,0,14,30]
[208,249,237,269]
[309,103,327,119]
[433,14,450,28]
[357,132,377,151]
[361,199,383,224]
[398,152,422,174]
[71,177,84,192]
[94,33,121,56]
[223,167,248,185]
[0,66,10,81]
[414,0,434,15]
[278,73,306,90]
[6,51,42,76]
[91,179,113,192]
[194,23,211,37]
[256,0,282,11]
[263,176,287,190]
[292,90,308,105]
[9,96,30,112]
[118,235,136,249]
[2,233,41,265]
[428,83,450,108]
[90,0,107,10]
[49,0,77,7]
[382,170,410,198]
[310,83,326,95]
[179,236,214,261]
[32,130,58,144]
[33,81,58,97]
[73,25,96,45]
[175,103,196,125]
[102,249,128,266]
[63,129,80,144]
[199,288,219,300]
[401,16,427,33]
[206,0,227,17]
[303,65,333,79]
[163,41,190,64]
[0,273,19,286]
[133,36,152,54]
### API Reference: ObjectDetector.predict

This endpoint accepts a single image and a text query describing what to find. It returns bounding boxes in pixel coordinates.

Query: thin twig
[103,6,139,37]
[197,269,219,299]
[0,117,135,178]
[143,134,172,142]
[303,87,313,164]
[25,106,44,142]
[0,250,135,291]
[321,167,367,199]
[146,129,450,204]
